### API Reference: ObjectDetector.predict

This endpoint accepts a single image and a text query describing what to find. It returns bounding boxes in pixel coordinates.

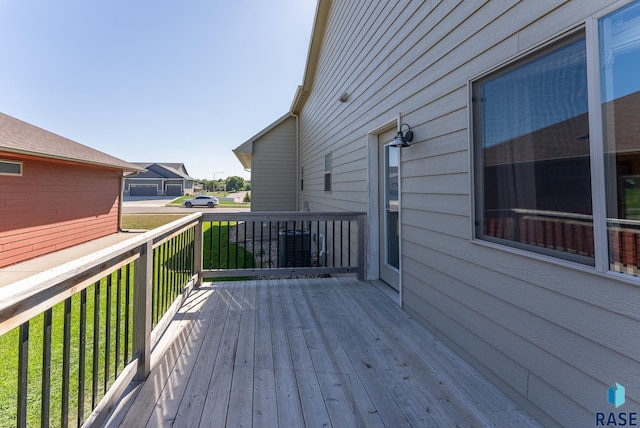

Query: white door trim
[367,116,402,307]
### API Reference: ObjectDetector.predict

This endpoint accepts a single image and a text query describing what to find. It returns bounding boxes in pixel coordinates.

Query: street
[122,196,250,214]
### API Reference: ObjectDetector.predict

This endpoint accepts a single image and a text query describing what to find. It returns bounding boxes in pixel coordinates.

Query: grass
[121,214,189,230]
[203,221,255,270]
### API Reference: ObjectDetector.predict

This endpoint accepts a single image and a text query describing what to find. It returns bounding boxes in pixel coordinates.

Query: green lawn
[203,221,255,270]
[121,214,189,229]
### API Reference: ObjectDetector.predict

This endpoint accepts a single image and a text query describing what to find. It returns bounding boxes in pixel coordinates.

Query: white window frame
[324,153,332,192]
[470,0,640,278]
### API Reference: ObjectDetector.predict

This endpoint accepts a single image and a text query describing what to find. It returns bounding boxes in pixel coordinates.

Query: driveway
[122,196,249,214]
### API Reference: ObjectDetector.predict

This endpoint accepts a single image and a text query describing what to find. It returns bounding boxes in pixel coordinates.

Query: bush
[243,192,251,203]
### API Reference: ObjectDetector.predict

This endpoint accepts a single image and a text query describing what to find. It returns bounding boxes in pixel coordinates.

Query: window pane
[0,161,21,175]
[475,35,594,264]
[601,0,640,276]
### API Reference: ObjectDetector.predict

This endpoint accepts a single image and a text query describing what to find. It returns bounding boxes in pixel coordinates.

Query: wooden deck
[104,277,541,427]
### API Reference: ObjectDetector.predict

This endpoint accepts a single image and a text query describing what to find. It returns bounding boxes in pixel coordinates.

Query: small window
[300,166,304,191]
[324,153,332,192]
[0,160,23,176]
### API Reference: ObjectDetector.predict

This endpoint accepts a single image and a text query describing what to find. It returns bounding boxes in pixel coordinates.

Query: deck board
[105,277,542,427]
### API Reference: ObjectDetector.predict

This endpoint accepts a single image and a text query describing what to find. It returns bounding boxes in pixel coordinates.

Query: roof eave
[0,147,144,172]
[291,0,332,115]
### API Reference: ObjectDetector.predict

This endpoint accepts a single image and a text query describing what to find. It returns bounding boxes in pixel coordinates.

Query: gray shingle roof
[0,112,142,172]
[132,163,194,180]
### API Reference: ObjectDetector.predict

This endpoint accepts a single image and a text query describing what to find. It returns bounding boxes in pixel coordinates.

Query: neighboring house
[124,162,195,196]
[0,112,142,268]
[233,114,297,211]
[242,0,640,425]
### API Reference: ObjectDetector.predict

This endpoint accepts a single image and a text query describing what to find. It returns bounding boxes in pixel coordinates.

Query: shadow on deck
[104,277,541,427]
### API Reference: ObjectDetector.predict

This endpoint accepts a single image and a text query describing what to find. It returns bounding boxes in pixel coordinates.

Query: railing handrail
[0,212,203,337]
[202,211,367,222]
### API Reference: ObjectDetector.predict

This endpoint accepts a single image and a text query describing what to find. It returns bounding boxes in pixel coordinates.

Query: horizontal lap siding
[251,117,297,211]
[0,156,121,268]
[298,0,638,426]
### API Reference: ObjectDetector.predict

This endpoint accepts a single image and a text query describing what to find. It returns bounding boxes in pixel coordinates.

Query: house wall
[0,154,121,268]
[297,1,638,426]
[251,116,297,211]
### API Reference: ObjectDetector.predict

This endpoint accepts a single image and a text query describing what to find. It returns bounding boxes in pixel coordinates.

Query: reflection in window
[601,0,640,275]
[474,34,594,264]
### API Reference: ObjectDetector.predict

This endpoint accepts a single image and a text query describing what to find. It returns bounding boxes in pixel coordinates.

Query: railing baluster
[152,246,158,326]
[340,220,344,266]
[17,321,29,428]
[170,236,175,304]
[316,221,320,267]
[227,222,231,269]
[324,221,328,267]
[105,274,112,393]
[62,298,71,428]
[78,289,87,425]
[260,221,264,269]
[333,221,337,267]
[124,264,131,364]
[162,242,169,316]
[115,270,122,378]
[348,220,352,267]
[277,221,281,268]
[216,221,221,269]
[42,308,53,428]
[92,282,100,409]
[236,221,240,270]
[269,221,273,269]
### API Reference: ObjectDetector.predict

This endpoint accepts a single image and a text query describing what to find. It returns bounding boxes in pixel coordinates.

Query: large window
[473,0,640,277]
[601,0,640,275]
[474,33,593,265]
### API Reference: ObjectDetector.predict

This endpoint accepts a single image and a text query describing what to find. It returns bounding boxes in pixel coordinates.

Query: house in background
[0,112,142,268]
[233,114,297,211]
[123,162,195,196]
[240,0,640,425]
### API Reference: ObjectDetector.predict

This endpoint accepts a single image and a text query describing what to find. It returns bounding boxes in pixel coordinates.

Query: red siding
[0,155,122,268]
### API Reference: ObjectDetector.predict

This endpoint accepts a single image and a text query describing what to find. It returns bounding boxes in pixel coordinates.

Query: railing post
[194,220,204,287]
[133,241,152,380]
[357,214,366,281]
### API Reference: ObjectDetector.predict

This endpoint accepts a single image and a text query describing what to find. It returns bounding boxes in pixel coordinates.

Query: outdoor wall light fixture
[391,123,413,147]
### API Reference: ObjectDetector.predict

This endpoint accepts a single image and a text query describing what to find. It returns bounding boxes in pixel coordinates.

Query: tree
[226,176,246,192]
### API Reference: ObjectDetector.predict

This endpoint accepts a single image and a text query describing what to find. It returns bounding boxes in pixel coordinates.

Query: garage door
[166,184,183,196]
[130,185,158,196]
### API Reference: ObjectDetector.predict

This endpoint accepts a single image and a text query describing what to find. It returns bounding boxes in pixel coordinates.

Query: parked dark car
[183,195,219,208]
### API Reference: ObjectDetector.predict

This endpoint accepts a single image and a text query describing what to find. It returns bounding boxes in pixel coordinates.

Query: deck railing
[200,212,366,280]
[0,210,365,427]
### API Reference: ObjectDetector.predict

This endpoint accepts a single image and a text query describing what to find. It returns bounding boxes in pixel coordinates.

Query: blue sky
[0,0,317,180]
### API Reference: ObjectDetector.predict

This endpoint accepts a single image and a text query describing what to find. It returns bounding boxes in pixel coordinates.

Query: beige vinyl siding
[297,0,640,426]
[251,116,297,211]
